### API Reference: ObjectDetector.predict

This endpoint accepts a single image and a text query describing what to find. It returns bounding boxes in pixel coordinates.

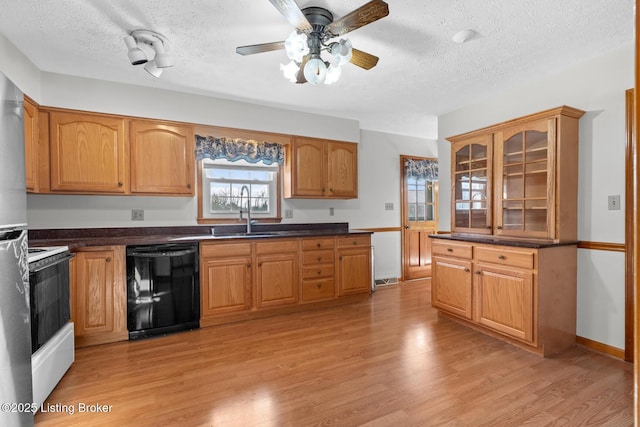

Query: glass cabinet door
[451,135,492,234]
[496,119,554,238]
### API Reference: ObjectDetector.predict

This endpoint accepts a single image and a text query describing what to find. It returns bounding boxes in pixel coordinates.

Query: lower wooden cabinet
[431,256,472,320]
[431,238,576,356]
[255,239,298,308]
[301,237,335,303]
[200,242,252,317]
[337,235,371,296]
[71,246,128,347]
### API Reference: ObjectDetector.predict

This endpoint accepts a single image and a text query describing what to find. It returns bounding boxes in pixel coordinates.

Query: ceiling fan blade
[326,0,389,37]
[269,0,312,32]
[350,48,379,70]
[236,41,285,55]
[296,56,309,84]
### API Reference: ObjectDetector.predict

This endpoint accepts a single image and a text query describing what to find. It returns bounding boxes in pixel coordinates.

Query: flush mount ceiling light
[236,0,389,86]
[123,29,173,78]
[452,29,476,44]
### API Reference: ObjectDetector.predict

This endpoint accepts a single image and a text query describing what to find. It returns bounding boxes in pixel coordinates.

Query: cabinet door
[326,142,357,198]
[73,247,127,347]
[451,136,492,234]
[287,138,325,197]
[130,120,195,195]
[201,256,252,316]
[494,118,555,239]
[24,98,39,192]
[49,111,127,193]
[337,248,371,295]
[431,256,472,319]
[256,253,298,308]
[474,263,534,342]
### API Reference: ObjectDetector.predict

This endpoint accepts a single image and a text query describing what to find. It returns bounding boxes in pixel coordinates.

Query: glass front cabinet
[447,106,584,242]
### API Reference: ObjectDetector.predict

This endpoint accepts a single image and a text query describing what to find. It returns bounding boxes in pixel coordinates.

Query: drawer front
[475,246,535,269]
[302,250,335,265]
[302,279,335,302]
[302,265,335,280]
[336,235,371,248]
[201,242,251,258]
[431,240,473,259]
[301,238,335,251]
[255,239,298,255]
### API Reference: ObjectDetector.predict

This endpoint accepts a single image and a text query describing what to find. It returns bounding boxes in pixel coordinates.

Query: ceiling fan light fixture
[330,39,353,66]
[303,56,327,85]
[284,31,309,62]
[324,64,342,85]
[280,60,300,82]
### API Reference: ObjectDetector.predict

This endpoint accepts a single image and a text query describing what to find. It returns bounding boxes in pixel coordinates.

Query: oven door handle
[29,253,75,273]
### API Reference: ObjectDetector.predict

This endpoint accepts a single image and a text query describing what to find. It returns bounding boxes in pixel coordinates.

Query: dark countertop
[429,233,578,249]
[28,223,372,250]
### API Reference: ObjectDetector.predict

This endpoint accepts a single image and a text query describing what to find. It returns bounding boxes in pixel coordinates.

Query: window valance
[195,135,285,165]
[404,158,438,181]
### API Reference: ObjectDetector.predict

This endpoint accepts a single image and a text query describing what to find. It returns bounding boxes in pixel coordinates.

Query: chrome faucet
[239,185,252,233]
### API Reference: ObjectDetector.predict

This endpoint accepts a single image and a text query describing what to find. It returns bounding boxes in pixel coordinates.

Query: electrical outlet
[285,209,293,218]
[329,207,334,216]
[608,195,621,210]
[385,202,394,211]
[131,209,145,221]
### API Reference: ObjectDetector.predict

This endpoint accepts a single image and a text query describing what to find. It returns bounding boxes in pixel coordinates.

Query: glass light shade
[324,64,342,85]
[303,57,327,85]
[330,39,353,66]
[280,61,300,82]
[284,31,309,63]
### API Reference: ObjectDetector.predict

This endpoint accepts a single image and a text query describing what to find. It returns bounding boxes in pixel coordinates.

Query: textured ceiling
[0,0,634,138]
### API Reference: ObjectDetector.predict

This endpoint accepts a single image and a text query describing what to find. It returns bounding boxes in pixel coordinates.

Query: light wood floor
[35,280,633,426]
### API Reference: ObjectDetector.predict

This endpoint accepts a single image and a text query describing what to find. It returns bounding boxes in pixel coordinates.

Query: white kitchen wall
[437,44,633,350]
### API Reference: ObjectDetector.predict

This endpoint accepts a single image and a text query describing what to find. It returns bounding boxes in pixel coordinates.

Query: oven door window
[30,261,71,353]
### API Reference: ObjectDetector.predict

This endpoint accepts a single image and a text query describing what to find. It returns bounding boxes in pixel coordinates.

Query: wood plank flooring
[35,280,633,426]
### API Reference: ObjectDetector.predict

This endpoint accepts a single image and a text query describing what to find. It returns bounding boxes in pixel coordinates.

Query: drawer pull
[353,241,357,245]
[447,248,453,252]
[476,270,482,275]
[464,268,470,272]
[105,257,112,262]
[317,283,322,289]
[247,263,251,268]
[317,256,322,261]
[498,255,506,260]
[317,269,321,275]
[317,243,321,248]
[497,226,503,230]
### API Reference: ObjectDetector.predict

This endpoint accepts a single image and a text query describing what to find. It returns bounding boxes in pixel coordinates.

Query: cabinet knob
[405,225,410,229]
[317,256,322,261]
[317,269,321,275]
[330,188,333,192]
[105,257,111,262]
[187,184,191,189]
[352,241,357,245]
[322,188,326,192]
[464,268,470,272]
[498,255,506,260]
[258,262,263,267]
[247,263,251,268]
[117,182,123,187]
[476,270,482,275]
[316,243,321,248]
[447,248,453,252]
[496,226,503,230]
[317,283,322,289]
[339,256,343,261]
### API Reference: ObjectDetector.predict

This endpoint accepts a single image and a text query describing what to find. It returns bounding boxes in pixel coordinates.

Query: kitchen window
[198,158,281,223]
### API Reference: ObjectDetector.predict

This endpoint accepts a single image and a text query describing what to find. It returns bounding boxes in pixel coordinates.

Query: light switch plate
[284,209,293,218]
[385,202,394,211]
[131,209,145,221]
[608,195,621,210]
[329,207,334,216]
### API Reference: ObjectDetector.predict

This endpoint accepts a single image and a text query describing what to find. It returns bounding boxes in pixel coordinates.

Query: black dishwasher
[126,243,200,339]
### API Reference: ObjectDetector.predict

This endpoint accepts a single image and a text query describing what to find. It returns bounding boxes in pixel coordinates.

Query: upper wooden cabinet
[24,97,39,192]
[447,106,584,242]
[48,111,127,193]
[284,137,358,199]
[129,120,195,195]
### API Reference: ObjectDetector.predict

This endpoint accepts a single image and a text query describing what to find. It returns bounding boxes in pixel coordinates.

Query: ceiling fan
[236,0,389,85]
